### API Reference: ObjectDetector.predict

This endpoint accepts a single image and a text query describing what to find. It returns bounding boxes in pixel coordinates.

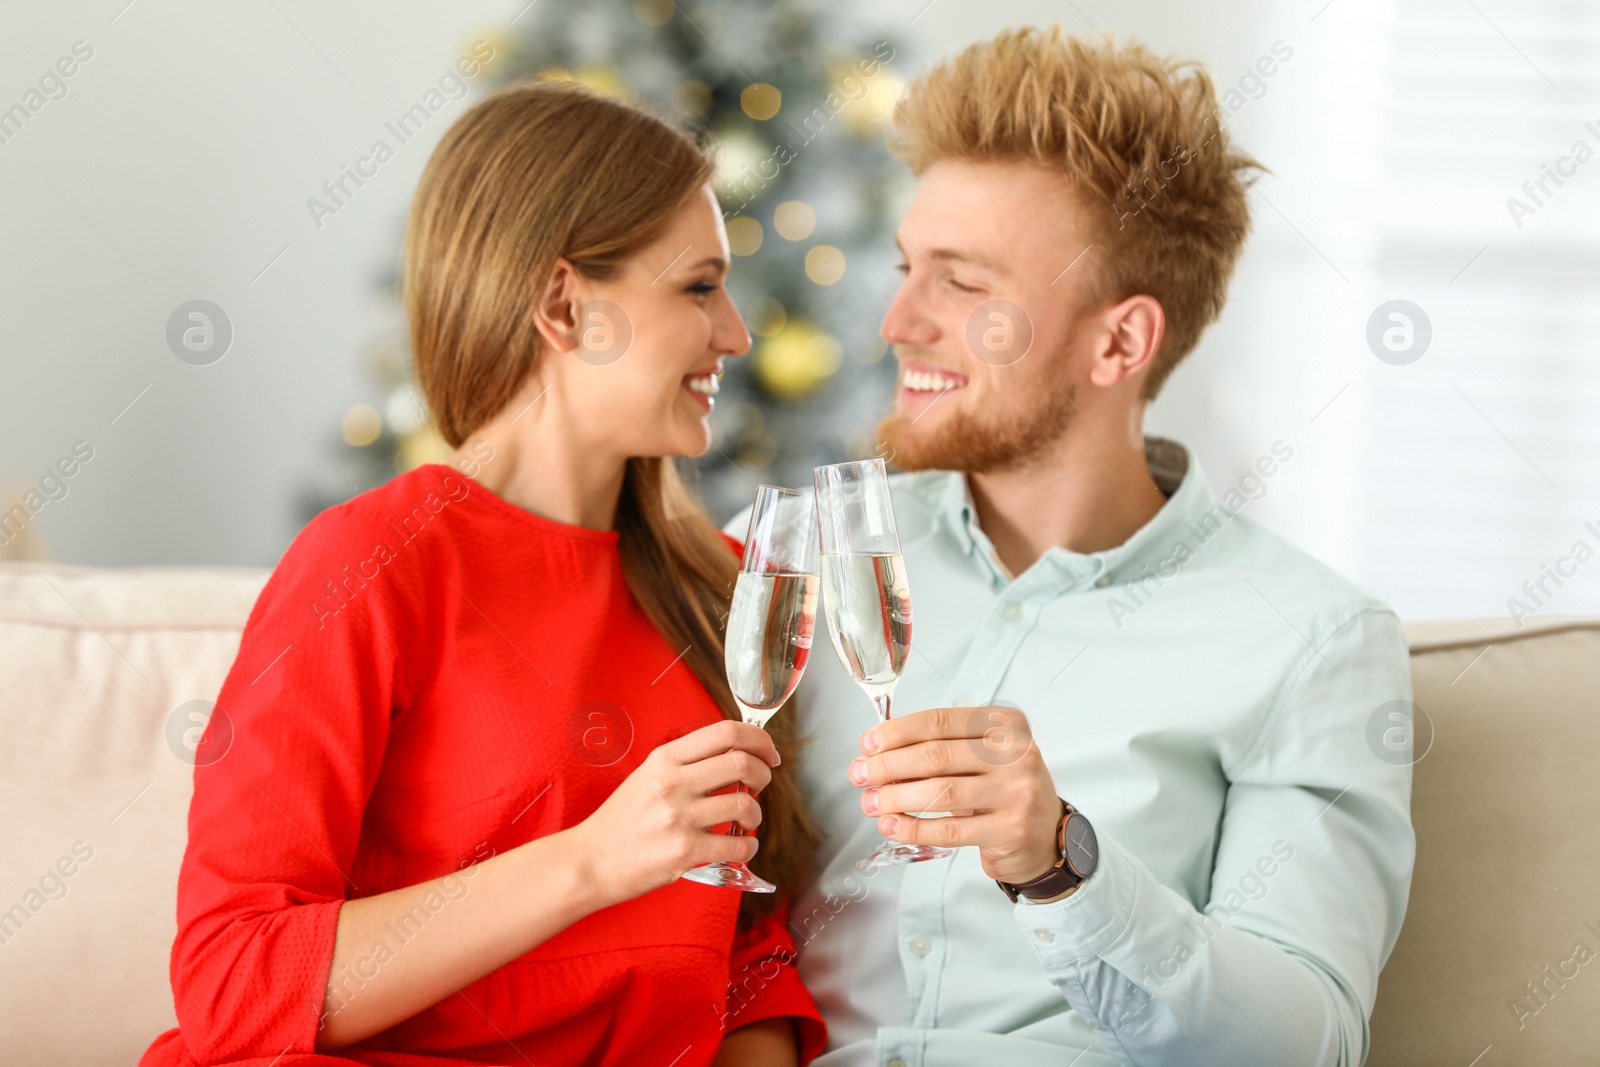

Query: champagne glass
[682,485,820,893]
[813,458,954,870]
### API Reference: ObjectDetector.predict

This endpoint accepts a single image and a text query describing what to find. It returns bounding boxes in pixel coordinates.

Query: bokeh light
[726,216,764,256]
[740,82,782,120]
[804,245,846,285]
[774,200,816,241]
[341,403,382,447]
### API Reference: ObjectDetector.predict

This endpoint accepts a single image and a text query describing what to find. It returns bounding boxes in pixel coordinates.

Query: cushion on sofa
[1368,617,1600,1065]
[0,563,268,1063]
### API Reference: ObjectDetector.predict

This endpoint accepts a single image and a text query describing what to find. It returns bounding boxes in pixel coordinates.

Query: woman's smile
[681,362,723,411]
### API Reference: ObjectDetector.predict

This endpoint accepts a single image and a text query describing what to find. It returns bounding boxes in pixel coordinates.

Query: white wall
[4,0,1596,620]
[1,0,512,566]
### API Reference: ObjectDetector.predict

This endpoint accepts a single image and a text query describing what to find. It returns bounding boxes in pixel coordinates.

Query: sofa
[2,561,1597,1064]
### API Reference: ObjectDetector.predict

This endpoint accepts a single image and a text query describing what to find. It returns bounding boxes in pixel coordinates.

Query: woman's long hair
[403,80,817,923]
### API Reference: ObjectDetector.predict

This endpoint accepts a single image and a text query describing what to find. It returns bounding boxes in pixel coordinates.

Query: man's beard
[876,378,1078,474]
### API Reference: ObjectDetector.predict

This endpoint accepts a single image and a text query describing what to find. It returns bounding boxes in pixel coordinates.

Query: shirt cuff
[1012,830,1139,968]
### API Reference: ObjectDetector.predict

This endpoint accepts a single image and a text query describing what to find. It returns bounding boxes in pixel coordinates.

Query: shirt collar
[932,436,1220,592]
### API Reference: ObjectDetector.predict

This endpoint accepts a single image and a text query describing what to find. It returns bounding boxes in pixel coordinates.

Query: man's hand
[848,705,1064,886]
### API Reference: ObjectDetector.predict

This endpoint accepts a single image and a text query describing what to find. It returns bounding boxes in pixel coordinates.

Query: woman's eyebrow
[651,247,726,284]
[688,254,729,273]
[658,254,728,283]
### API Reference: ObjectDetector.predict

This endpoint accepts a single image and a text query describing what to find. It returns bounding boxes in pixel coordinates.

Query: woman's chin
[676,428,714,460]
[627,427,713,461]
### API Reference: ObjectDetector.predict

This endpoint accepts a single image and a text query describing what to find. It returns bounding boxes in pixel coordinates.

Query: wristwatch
[996,798,1099,903]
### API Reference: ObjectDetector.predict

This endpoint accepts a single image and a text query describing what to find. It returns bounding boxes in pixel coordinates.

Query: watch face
[1063,812,1098,878]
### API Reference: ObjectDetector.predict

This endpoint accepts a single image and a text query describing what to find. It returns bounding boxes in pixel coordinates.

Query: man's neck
[966,417,1170,578]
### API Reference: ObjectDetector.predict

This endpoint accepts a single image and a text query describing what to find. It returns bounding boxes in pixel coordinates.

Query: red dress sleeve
[723,895,828,1064]
[164,504,409,1063]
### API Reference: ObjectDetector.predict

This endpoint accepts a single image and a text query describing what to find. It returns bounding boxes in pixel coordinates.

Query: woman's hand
[317,719,777,1050]
[569,718,779,908]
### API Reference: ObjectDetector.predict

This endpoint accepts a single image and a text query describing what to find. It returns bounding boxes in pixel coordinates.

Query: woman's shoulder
[255,464,474,630]
[286,463,474,562]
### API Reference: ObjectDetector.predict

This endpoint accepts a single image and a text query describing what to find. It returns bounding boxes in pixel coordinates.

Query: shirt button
[1094,574,1111,588]
[1089,1021,1106,1032]
[909,936,932,957]
[1033,928,1054,943]
[1002,601,1022,621]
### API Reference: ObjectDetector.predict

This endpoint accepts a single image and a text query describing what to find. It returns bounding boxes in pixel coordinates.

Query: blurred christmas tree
[332,0,910,525]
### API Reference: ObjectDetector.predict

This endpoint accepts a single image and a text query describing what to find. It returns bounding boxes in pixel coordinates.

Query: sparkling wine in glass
[814,458,954,870]
[682,485,819,893]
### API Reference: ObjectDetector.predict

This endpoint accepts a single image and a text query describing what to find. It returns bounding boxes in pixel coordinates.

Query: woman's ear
[532,258,583,354]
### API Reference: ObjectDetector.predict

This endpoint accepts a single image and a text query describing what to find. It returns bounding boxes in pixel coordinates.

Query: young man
[735,27,1414,1067]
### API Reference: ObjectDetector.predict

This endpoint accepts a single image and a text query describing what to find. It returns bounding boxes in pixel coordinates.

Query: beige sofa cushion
[1369,617,1600,1065]
[0,563,268,1064]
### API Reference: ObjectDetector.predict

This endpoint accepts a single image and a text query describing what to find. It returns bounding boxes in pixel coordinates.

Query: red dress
[140,462,826,1067]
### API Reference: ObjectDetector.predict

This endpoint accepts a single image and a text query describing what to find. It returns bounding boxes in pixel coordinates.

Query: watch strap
[996,799,1084,903]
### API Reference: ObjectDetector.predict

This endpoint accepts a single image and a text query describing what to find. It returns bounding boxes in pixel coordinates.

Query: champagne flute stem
[726,781,747,839]
[871,691,892,722]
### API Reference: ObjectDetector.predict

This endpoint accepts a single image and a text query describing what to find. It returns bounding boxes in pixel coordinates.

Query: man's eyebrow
[893,235,1001,273]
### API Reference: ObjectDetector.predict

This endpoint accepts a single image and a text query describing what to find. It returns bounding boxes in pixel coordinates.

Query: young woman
[139,83,825,1067]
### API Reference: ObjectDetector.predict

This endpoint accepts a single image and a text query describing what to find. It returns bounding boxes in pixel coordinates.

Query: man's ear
[532,258,583,355]
[1087,293,1165,389]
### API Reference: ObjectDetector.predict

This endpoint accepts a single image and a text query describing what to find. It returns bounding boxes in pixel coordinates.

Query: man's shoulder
[1199,511,1400,638]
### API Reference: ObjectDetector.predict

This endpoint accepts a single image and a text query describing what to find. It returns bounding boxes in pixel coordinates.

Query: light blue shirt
[730,438,1414,1067]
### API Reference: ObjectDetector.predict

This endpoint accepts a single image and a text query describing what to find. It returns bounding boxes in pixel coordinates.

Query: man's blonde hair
[891,26,1263,397]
